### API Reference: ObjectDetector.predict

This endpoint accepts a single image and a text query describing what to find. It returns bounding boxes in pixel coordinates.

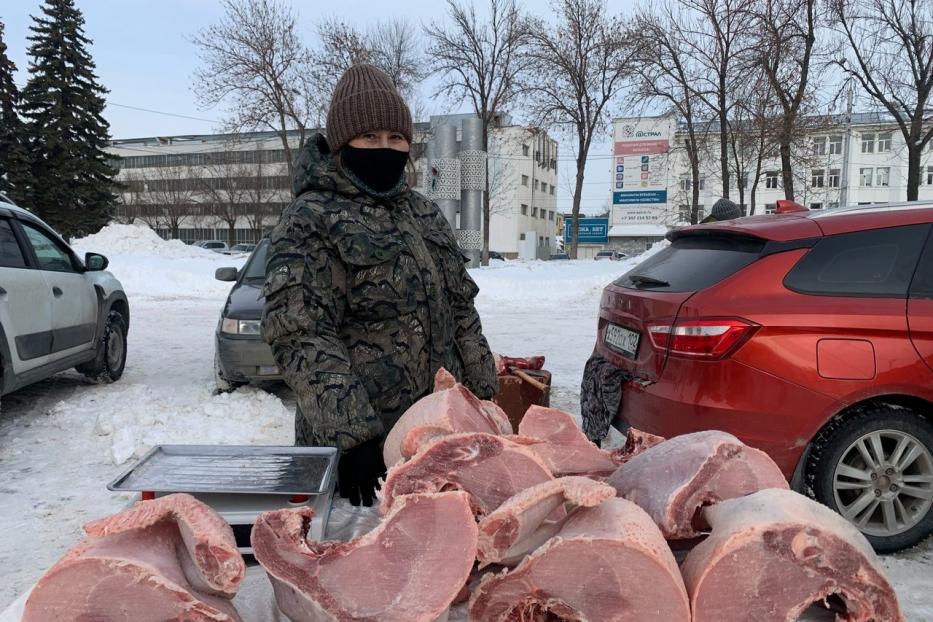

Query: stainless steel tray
[107,445,338,495]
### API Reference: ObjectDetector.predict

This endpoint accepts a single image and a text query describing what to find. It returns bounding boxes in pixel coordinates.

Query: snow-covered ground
[0,223,930,618]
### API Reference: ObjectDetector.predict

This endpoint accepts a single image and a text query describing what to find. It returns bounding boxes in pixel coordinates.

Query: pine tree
[20,0,116,237]
[0,21,31,204]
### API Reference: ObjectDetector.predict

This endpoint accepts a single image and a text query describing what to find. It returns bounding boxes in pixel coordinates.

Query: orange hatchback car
[584,202,933,552]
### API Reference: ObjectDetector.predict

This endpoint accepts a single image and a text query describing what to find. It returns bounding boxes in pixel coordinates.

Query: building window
[679,177,705,191]
[861,133,875,153]
[548,210,554,221]
[766,172,779,189]
[519,233,526,241]
[810,202,823,210]
[532,207,538,217]
[829,201,839,209]
[522,144,529,156]
[521,204,528,215]
[738,172,748,190]
[861,167,874,187]
[549,185,555,195]
[926,165,933,185]
[829,135,843,155]
[811,169,825,188]
[877,167,890,187]
[877,132,892,153]
[828,168,840,188]
[813,137,826,155]
[765,203,777,214]
[678,205,690,222]
[522,175,529,186]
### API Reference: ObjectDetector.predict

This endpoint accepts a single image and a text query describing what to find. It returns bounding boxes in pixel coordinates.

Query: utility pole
[839,83,854,207]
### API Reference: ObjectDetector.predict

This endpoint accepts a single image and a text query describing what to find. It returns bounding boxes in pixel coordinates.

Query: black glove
[337,438,387,507]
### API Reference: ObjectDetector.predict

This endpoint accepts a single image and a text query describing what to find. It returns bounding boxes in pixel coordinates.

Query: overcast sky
[3,0,640,214]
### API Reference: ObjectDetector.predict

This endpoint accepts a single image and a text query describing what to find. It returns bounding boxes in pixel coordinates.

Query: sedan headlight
[221,318,262,335]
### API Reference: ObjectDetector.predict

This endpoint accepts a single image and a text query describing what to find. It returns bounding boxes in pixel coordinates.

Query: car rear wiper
[628,274,670,287]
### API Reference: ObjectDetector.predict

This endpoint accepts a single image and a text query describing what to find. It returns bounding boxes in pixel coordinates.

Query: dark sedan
[213,240,281,390]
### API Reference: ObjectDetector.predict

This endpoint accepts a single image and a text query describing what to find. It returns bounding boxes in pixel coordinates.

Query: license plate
[605,324,640,358]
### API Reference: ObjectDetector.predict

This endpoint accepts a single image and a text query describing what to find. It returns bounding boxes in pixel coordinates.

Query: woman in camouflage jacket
[261,65,497,506]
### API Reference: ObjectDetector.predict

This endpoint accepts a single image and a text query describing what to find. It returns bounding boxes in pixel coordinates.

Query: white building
[107,114,560,257]
[609,112,933,253]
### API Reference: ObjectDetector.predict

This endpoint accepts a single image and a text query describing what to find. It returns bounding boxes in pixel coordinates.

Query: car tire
[807,405,933,553]
[76,309,128,383]
[214,350,244,394]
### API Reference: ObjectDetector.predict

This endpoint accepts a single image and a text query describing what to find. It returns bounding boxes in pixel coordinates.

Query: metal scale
[107,445,338,554]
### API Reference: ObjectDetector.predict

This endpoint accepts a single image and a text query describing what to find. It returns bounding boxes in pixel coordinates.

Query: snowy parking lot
[0,224,930,618]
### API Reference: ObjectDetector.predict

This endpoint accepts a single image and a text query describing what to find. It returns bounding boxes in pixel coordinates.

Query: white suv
[0,200,129,401]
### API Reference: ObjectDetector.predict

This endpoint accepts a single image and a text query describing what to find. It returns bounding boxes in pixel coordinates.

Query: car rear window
[614,234,765,292]
[785,224,929,297]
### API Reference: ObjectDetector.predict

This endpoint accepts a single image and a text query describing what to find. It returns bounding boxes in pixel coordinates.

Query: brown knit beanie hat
[326,64,413,153]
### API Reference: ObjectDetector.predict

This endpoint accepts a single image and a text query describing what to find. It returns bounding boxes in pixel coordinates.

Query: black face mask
[341,145,409,194]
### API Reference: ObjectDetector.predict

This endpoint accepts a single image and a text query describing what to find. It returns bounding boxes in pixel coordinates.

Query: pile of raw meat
[22,369,905,621]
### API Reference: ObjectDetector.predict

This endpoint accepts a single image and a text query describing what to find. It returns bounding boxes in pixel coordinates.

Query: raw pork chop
[252,491,477,622]
[609,426,666,464]
[518,406,618,476]
[380,432,554,516]
[23,493,244,622]
[682,489,904,622]
[383,371,511,467]
[477,476,615,566]
[608,430,789,538]
[469,497,691,621]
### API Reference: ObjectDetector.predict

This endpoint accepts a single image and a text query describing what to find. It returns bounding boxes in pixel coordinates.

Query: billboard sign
[611,116,675,225]
[564,217,609,244]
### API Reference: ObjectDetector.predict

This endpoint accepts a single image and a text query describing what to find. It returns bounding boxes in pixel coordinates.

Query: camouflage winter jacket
[262,134,498,450]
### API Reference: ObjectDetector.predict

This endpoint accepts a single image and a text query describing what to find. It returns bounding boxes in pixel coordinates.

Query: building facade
[108,114,560,256]
[609,112,933,253]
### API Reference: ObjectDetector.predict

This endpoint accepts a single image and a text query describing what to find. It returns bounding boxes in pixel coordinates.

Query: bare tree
[628,3,705,223]
[752,0,821,201]
[192,0,314,177]
[242,144,287,240]
[830,0,933,201]
[113,169,146,225]
[425,0,529,265]
[197,150,256,247]
[129,165,201,239]
[676,0,756,199]
[308,18,425,129]
[522,0,632,256]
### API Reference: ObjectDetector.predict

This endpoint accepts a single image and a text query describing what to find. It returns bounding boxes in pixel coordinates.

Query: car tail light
[646,318,759,359]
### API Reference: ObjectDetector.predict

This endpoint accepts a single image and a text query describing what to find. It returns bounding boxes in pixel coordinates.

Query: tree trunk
[907,143,921,201]
[228,221,236,247]
[750,180,758,216]
[719,92,730,199]
[571,155,585,259]
[780,137,795,201]
[687,134,701,224]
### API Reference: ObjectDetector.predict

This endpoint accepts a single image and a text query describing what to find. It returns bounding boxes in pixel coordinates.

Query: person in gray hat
[700,197,743,223]
[261,64,497,506]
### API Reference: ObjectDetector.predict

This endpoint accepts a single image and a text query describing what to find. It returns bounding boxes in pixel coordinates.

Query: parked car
[214,240,280,390]
[594,249,627,261]
[0,201,129,403]
[549,252,571,260]
[487,251,505,261]
[0,192,14,206]
[230,243,257,254]
[194,240,229,253]
[593,201,933,552]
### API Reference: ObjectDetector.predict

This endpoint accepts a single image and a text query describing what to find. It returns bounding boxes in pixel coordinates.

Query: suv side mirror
[215,267,239,282]
[85,252,109,271]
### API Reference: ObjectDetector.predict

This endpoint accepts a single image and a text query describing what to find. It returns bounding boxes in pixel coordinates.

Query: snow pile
[471,244,667,305]
[73,222,212,259]
[72,223,247,301]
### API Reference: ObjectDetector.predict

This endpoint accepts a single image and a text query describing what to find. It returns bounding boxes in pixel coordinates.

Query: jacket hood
[291,133,409,201]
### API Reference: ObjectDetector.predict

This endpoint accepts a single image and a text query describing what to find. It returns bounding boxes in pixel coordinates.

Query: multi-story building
[108,114,559,257]
[609,112,933,254]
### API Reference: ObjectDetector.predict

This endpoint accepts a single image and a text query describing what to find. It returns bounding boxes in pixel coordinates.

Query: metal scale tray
[108,445,338,552]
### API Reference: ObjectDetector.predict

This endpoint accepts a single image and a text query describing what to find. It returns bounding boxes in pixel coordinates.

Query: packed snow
[0,224,930,619]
